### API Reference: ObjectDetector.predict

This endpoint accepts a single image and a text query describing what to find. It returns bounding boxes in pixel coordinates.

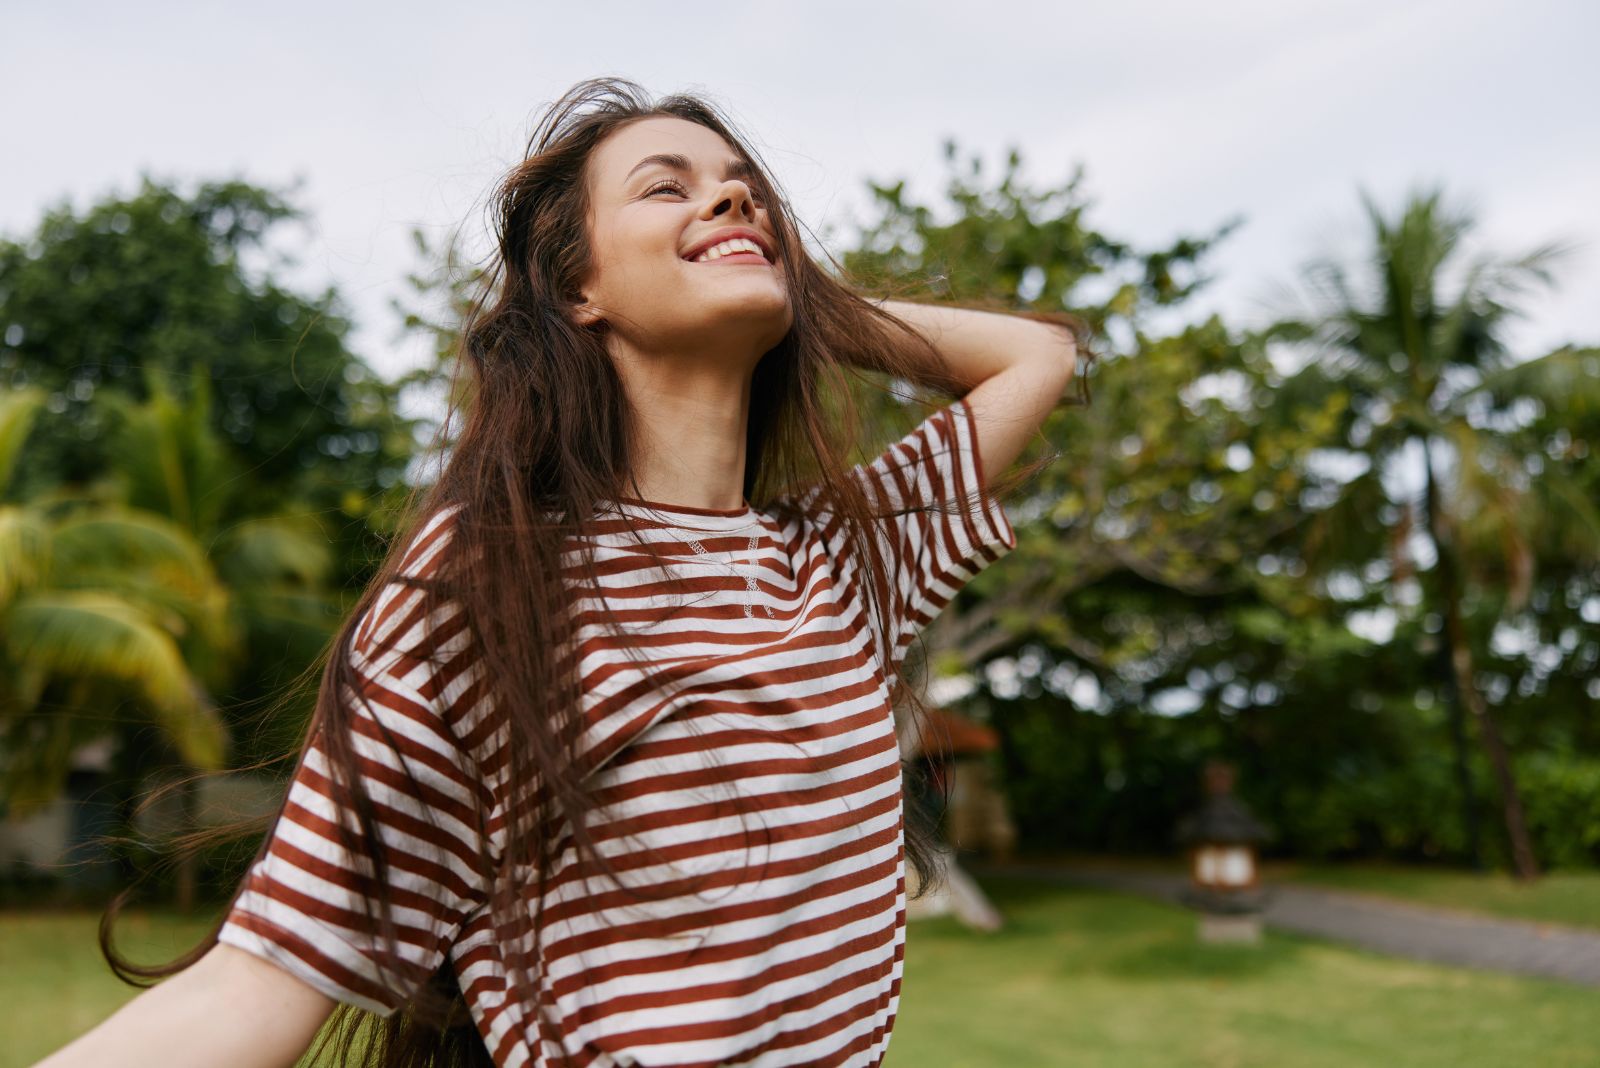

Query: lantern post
[1175,759,1272,944]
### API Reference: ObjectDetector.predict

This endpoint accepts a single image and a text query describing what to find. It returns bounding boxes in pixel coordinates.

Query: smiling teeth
[692,238,767,263]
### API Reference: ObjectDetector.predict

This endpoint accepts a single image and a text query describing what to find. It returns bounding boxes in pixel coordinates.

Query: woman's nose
[710,181,758,220]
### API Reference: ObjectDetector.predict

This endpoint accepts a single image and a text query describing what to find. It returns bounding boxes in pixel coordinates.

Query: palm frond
[103,374,240,537]
[1442,423,1537,611]
[212,514,335,589]
[48,508,216,586]
[0,387,47,498]
[0,506,50,607]
[1457,346,1600,418]
[4,591,228,769]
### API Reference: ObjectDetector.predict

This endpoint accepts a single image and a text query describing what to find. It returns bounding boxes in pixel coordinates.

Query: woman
[39,77,1087,1068]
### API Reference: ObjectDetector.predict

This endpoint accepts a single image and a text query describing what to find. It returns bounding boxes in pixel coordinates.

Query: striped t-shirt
[217,397,1015,1067]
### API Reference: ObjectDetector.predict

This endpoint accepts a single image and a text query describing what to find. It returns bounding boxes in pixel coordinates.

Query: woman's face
[575,116,792,364]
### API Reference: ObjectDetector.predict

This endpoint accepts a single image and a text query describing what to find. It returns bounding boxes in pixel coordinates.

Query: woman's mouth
[687,251,772,267]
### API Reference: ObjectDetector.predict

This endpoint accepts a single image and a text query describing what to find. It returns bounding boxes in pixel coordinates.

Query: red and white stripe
[218,398,1015,1067]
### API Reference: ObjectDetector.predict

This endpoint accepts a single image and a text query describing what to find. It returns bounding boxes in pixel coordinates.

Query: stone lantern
[1175,760,1272,944]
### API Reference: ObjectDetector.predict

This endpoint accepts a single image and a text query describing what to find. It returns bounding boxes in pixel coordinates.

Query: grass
[6,877,1598,1068]
[2,905,225,1068]
[1005,851,1600,932]
[1266,861,1600,931]
[887,874,1600,1067]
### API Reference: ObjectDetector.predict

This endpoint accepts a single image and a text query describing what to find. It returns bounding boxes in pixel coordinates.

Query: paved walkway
[966,860,1600,988]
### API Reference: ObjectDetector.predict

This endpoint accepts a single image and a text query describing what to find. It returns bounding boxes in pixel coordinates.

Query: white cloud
[3,0,1594,382]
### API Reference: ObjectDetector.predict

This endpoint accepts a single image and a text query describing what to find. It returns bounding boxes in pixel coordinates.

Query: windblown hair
[99,77,1094,1067]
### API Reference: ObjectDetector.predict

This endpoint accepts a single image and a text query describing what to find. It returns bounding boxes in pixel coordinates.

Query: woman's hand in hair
[873,298,1076,397]
[872,298,1078,485]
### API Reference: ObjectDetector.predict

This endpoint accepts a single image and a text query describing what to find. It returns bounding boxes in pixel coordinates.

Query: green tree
[0,387,230,811]
[833,143,1341,699]
[1257,185,1600,880]
[0,176,420,570]
[0,379,342,907]
[0,178,424,903]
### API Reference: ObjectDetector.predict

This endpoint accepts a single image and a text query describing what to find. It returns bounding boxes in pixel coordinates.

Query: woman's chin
[670,294,791,343]
[689,278,789,312]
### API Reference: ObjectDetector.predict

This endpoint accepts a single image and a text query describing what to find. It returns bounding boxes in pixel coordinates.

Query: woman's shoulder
[394,501,467,577]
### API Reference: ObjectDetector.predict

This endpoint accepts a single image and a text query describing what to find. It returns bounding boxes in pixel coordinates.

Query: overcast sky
[6,0,1596,389]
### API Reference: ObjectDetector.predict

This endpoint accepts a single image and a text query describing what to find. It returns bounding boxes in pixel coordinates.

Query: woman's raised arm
[875,298,1079,484]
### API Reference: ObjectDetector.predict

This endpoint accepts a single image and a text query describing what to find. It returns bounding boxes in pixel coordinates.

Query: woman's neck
[612,354,753,512]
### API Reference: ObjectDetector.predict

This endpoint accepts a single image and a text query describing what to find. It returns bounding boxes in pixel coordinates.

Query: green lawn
[888,875,1600,1067]
[2,905,228,1068]
[6,878,1598,1068]
[1008,851,1600,932]
[1267,860,1600,931]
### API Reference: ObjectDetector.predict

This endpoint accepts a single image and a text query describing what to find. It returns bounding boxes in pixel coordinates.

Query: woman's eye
[644,179,766,207]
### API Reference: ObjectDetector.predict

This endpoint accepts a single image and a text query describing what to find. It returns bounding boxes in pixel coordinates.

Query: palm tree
[1256,184,1598,881]
[0,379,340,907]
[0,387,231,813]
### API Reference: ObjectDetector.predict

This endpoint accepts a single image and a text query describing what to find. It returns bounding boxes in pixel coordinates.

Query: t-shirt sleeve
[215,508,490,1018]
[850,396,1017,671]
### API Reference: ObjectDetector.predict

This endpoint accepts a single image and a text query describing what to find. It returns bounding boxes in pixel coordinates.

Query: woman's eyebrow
[625,153,755,185]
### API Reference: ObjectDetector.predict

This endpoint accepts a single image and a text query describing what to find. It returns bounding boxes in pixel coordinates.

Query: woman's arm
[31,943,336,1068]
[876,298,1078,485]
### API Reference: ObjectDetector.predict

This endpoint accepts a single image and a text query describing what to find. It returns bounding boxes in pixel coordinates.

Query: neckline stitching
[598,500,766,535]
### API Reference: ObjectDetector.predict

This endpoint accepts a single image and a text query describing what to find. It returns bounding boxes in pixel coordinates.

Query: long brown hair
[99,76,1095,1067]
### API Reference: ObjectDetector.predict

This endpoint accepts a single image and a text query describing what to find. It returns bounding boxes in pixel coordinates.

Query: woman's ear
[570,298,604,329]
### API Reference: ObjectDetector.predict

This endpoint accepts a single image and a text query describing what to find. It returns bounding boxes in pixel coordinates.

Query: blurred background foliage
[2,145,1597,908]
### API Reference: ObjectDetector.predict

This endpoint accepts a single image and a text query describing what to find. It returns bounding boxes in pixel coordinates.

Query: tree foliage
[0,176,418,548]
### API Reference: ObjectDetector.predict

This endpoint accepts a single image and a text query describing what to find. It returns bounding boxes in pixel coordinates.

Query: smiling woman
[61,76,1093,1068]
[568,115,796,504]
